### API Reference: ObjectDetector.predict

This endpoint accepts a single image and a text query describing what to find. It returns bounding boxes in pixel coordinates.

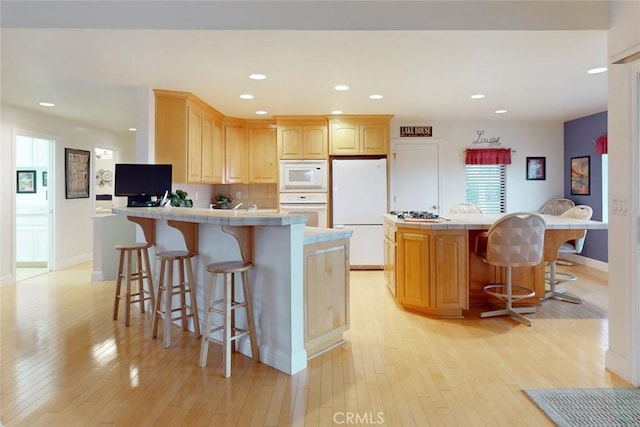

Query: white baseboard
[560,253,608,272]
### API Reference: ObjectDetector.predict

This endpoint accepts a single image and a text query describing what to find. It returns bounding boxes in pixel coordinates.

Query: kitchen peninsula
[383,213,607,318]
[112,206,352,375]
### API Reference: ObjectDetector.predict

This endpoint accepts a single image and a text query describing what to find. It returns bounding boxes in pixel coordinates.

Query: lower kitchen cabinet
[303,238,350,359]
[396,228,468,317]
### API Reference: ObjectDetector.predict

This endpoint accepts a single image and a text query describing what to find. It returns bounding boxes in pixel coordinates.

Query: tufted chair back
[485,212,546,268]
[559,205,593,254]
[450,203,483,214]
[539,198,575,216]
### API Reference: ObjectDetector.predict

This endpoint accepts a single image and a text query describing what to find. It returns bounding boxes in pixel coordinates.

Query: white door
[390,141,441,213]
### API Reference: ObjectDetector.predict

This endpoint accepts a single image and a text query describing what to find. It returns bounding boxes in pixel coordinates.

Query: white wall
[0,103,135,286]
[391,119,565,213]
[605,0,640,385]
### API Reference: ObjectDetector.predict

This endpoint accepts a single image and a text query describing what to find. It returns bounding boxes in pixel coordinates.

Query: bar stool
[152,250,201,348]
[199,260,260,378]
[113,242,155,327]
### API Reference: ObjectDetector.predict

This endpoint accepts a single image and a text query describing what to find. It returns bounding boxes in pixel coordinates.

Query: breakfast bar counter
[383,213,607,318]
[112,207,352,374]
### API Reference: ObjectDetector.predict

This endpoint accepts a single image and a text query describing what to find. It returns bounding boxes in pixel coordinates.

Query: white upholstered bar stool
[477,212,546,327]
[449,203,483,214]
[539,198,575,216]
[113,242,155,327]
[152,250,201,348]
[543,205,593,303]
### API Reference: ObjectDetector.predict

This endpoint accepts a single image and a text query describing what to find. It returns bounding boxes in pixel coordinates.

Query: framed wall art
[570,155,590,195]
[17,170,37,193]
[526,157,546,180]
[65,148,90,199]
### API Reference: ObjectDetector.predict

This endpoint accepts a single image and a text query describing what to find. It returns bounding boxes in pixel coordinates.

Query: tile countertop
[303,226,353,245]
[384,213,608,230]
[111,207,353,243]
[112,206,308,227]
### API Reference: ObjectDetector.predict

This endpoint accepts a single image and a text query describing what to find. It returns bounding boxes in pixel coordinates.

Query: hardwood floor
[1,263,629,426]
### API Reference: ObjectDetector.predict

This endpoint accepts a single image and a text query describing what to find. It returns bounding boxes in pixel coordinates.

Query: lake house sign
[400,126,432,137]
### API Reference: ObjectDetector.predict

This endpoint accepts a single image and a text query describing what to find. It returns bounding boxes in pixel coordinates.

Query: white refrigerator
[332,158,387,269]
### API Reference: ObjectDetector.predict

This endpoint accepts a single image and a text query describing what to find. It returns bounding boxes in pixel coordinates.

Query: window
[465,164,506,213]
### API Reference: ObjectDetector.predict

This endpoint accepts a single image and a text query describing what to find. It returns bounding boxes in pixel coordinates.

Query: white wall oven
[279,160,327,192]
[279,193,328,228]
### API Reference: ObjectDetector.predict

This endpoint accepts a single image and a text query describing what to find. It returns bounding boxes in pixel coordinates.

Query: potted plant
[215,194,232,209]
[169,189,193,207]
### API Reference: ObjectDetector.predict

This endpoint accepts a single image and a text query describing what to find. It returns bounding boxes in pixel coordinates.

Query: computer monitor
[114,163,172,207]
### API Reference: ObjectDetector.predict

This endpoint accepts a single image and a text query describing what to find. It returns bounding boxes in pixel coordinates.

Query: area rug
[523,388,640,426]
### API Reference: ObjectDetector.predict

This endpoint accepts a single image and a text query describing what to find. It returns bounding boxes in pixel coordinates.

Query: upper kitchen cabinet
[224,117,248,184]
[275,116,328,159]
[154,89,224,184]
[329,115,393,156]
[248,120,278,183]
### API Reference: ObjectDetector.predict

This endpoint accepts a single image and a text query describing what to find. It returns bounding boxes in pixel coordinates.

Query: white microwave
[279,160,327,192]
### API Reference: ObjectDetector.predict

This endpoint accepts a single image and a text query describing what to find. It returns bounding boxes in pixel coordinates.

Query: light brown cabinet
[276,116,328,159]
[329,115,393,155]
[223,118,278,184]
[248,121,278,183]
[396,228,468,317]
[155,89,224,184]
[223,118,248,184]
[303,238,350,359]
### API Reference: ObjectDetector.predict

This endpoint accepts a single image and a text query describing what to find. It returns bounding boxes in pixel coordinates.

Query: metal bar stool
[113,242,155,327]
[152,250,201,348]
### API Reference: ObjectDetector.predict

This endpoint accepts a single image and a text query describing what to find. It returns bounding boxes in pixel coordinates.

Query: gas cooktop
[391,211,441,221]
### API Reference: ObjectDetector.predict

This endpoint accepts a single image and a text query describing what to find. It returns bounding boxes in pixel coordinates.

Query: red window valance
[465,148,512,165]
[595,135,608,155]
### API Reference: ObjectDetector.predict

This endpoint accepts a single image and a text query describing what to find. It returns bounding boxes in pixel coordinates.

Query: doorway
[390,140,441,213]
[14,132,55,281]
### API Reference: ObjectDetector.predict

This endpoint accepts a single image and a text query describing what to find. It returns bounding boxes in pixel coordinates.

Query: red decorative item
[595,135,608,155]
[465,148,512,165]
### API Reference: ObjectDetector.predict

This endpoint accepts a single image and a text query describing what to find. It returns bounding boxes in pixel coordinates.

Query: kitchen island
[383,213,607,318]
[112,206,352,375]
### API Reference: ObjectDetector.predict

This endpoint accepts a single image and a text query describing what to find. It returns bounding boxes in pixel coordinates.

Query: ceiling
[0,2,610,134]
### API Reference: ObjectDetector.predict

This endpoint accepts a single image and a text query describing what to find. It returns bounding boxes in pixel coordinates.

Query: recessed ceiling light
[495,109,508,114]
[39,102,55,107]
[369,94,383,100]
[249,73,266,80]
[334,84,350,91]
[587,67,608,74]
[470,94,485,99]
[255,110,268,115]
[331,110,343,115]
[128,128,137,132]
[240,94,254,100]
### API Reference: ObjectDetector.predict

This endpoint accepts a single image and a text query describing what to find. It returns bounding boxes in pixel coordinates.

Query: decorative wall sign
[65,148,90,199]
[17,170,36,193]
[526,157,546,180]
[571,156,590,195]
[472,130,501,146]
[400,126,432,137]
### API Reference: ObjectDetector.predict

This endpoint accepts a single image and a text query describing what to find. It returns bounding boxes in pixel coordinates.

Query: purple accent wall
[564,111,608,263]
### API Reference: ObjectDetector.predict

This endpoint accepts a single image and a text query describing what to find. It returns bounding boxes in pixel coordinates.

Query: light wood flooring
[0,262,630,426]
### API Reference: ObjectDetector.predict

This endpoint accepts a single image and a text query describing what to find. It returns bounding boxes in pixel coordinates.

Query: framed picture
[42,171,48,187]
[571,156,590,195]
[17,170,37,193]
[526,157,546,180]
[65,148,90,199]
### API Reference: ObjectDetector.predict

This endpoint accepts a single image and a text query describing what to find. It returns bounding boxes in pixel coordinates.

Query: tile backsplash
[211,183,278,209]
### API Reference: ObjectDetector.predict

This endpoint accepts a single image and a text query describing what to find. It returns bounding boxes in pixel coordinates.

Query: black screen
[114,164,172,204]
